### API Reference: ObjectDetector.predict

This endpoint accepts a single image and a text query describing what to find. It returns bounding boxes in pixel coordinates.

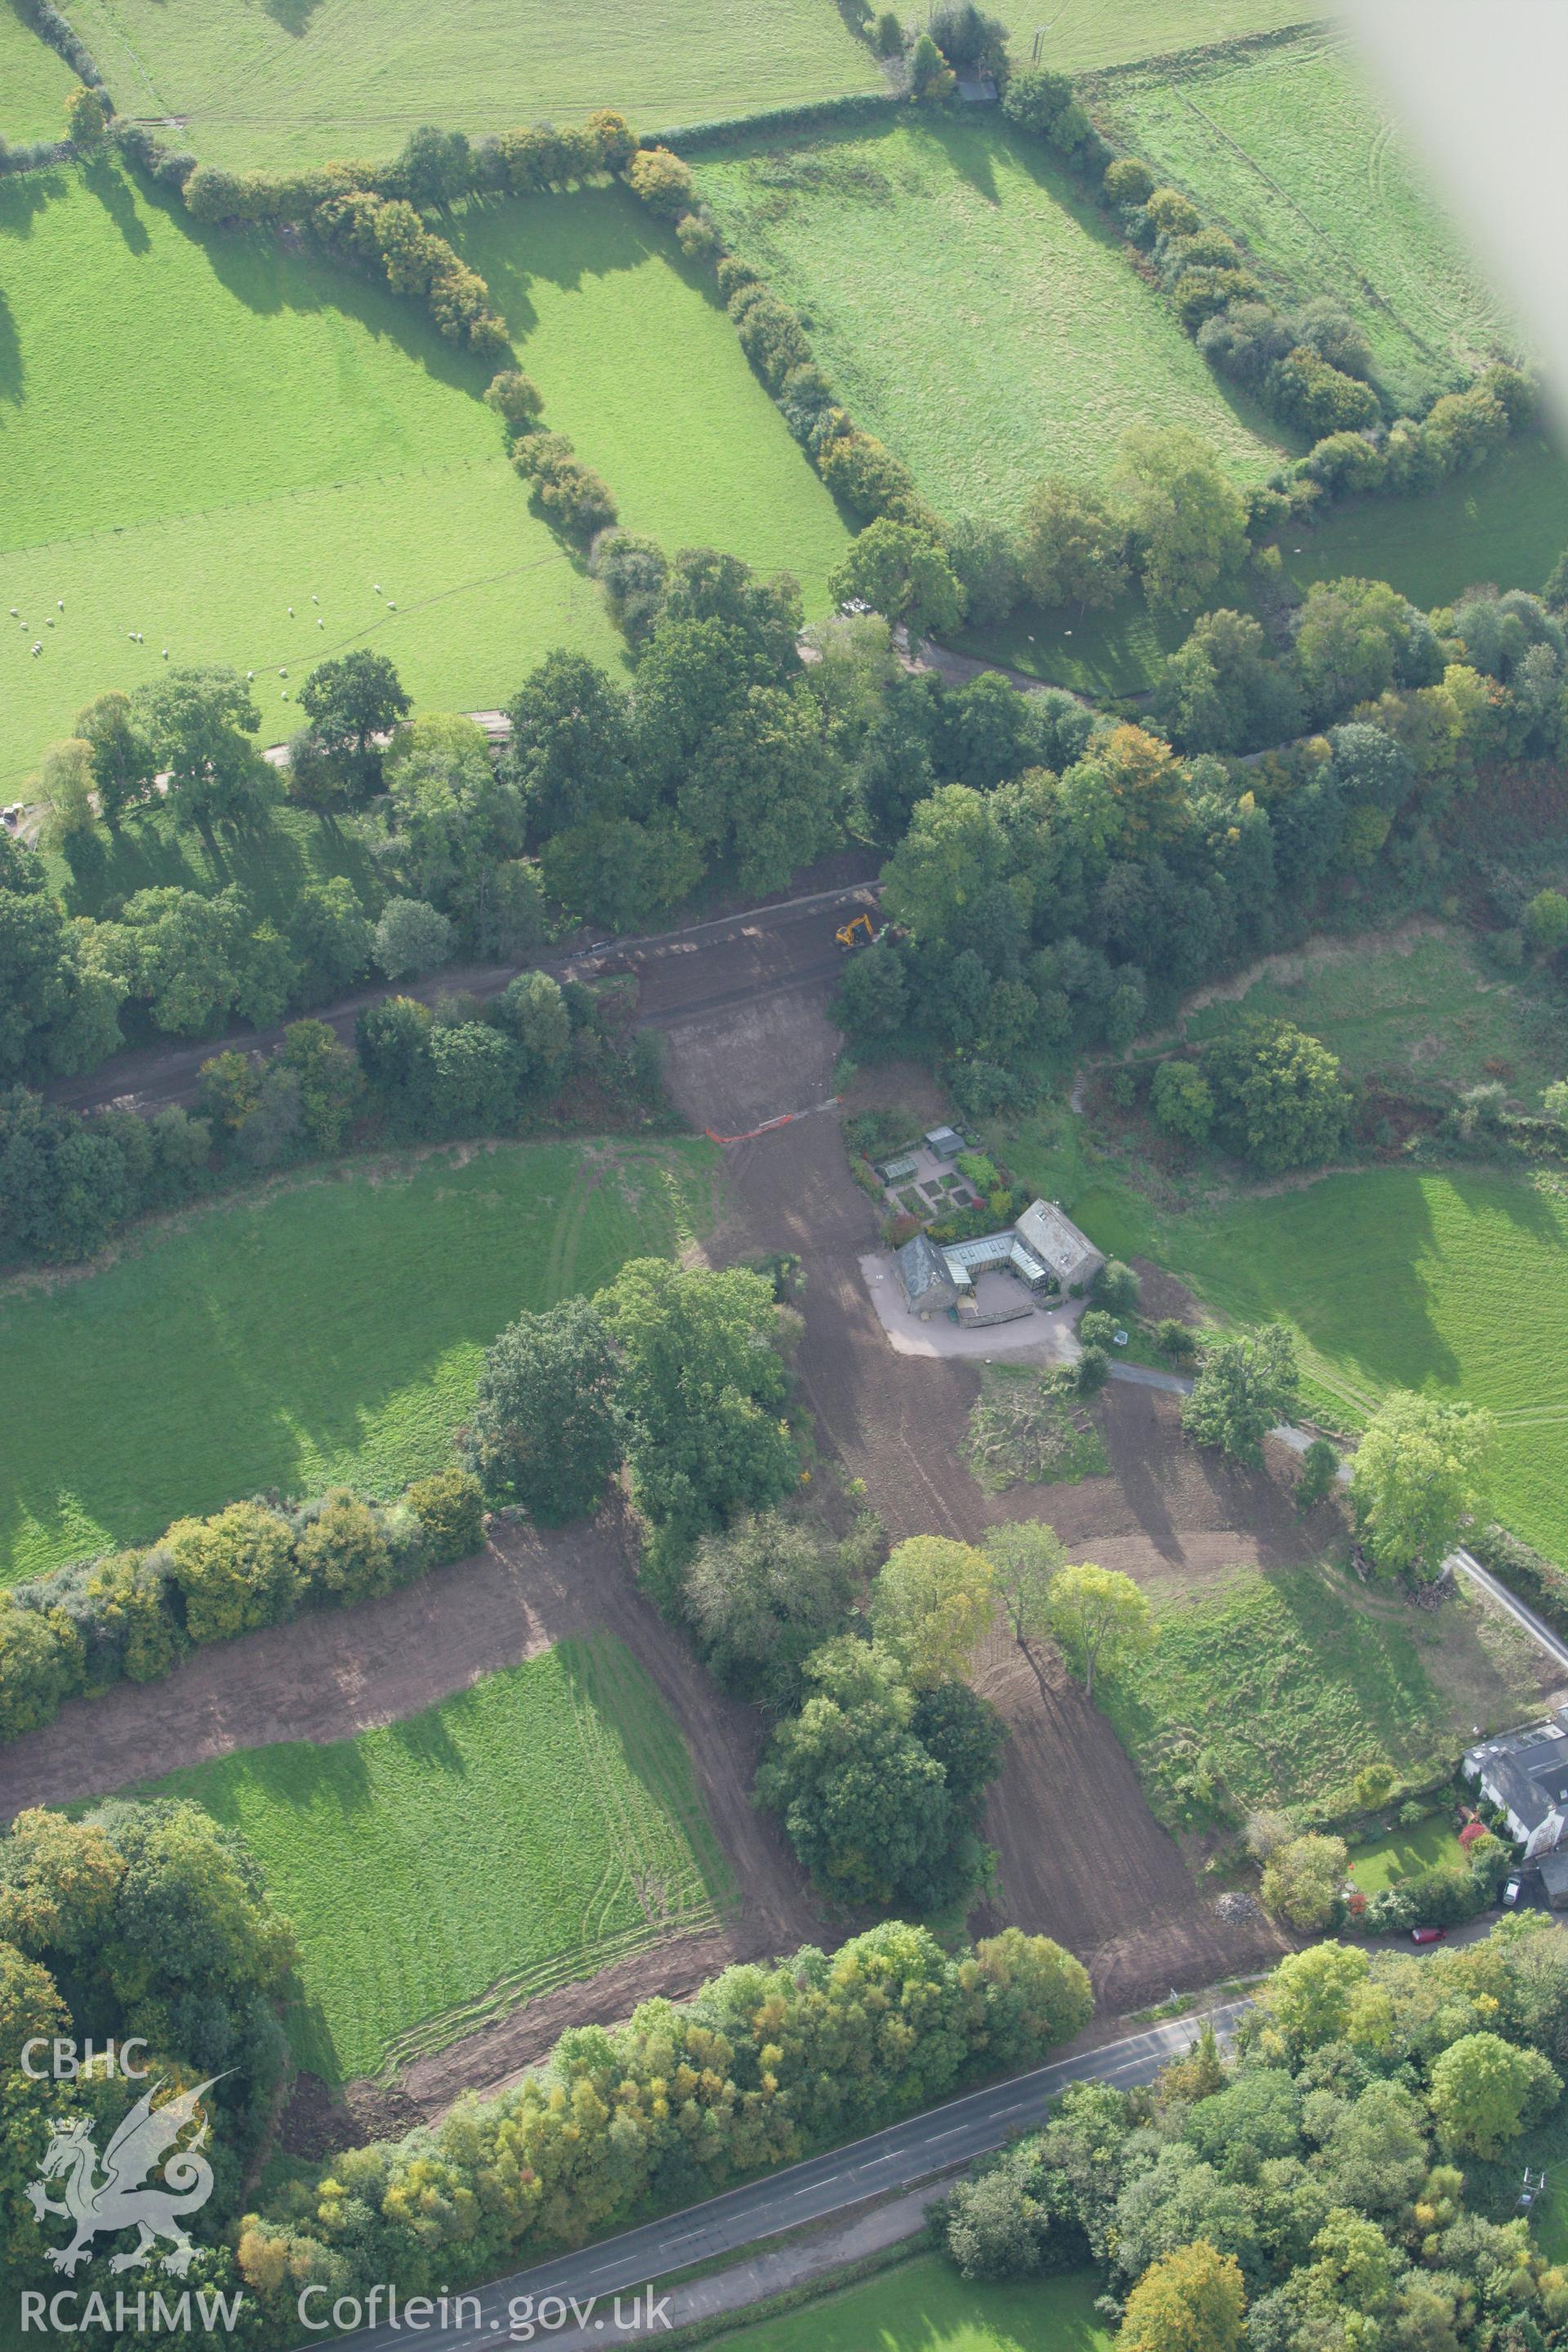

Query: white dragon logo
[25,2074,226,2277]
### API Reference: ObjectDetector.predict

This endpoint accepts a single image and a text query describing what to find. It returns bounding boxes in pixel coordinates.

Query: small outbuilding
[1013,1200,1104,1296]
[894,1230,964,1319]
[1539,1850,1568,1909]
[924,1125,964,1160]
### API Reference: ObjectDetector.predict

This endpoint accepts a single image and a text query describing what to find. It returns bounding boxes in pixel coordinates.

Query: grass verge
[709,2252,1110,2351]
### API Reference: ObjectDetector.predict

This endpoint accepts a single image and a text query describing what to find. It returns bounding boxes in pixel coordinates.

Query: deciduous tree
[1044,1561,1154,1699]
[1348,1392,1495,1580]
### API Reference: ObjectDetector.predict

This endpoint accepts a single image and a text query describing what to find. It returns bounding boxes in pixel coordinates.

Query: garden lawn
[119,1636,733,2083]
[1181,927,1563,1105]
[693,116,1285,529]
[711,2256,1110,2352]
[1,0,78,142]
[1348,1815,1464,1895]
[1098,1563,1543,1832]
[0,161,623,787]
[453,189,852,612]
[1089,29,1512,415]
[0,1138,718,1584]
[56,0,884,173]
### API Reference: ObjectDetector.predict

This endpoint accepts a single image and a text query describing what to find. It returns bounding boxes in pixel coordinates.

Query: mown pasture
[125,1635,732,2082]
[1089,29,1512,416]
[0,1139,718,1584]
[1181,928,1564,1106]
[693,115,1285,530]
[1,0,78,140]
[452,187,852,609]
[2,161,853,787]
[0,163,621,786]
[1018,1152,1568,1574]
[710,2256,1110,2352]
[56,0,884,173]
[1098,1562,1542,1831]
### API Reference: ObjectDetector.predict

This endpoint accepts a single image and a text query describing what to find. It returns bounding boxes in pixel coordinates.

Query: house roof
[1014,1199,1102,1284]
[895,1230,960,1305]
[1466,1711,1568,1833]
[1539,1850,1568,1897]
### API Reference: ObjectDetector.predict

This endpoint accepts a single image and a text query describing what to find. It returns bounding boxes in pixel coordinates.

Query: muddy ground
[9,933,1401,2131]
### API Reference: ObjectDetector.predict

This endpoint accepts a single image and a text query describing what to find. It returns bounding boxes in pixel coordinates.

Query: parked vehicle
[1504,1876,1522,1907]
[1410,1926,1447,1944]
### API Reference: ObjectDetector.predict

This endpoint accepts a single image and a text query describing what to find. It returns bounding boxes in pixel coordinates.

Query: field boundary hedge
[0,1467,486,1744]
[652,91,902,150]
[234,1920,1093,2328]
[14,0,105,90]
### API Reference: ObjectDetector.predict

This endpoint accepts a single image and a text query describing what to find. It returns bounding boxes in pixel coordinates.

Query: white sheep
[388,601,397,611]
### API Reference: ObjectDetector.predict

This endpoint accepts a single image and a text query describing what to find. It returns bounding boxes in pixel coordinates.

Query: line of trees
[1,964,661,1269]
[0,1468,483,1743]
[233,1918,1091,2328]
[835,559,1568,1125]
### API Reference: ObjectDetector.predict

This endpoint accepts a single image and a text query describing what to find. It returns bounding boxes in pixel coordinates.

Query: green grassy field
[0,162,624,788]
[0,1138,718,1584]
[452,188,852,608]
[1348,1815,1464,1894]
[123,1636,733,2082]
[1181,928,1563,1105]
[694,115,1285,529]
[1098,1563,1541,1831]
[1,0,78,141]
[1004,1142,1568,1573]
[1089,29,1512,416]
[58,0,884,172]
[713,2256,1110,2352]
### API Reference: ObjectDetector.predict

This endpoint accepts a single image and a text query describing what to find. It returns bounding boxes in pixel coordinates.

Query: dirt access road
[8,915,1326,2123]
[653,964,1309,2008]
[45,855,880,1119]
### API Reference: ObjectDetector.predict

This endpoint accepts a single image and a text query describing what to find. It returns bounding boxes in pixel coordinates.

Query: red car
[1410,1926,1447,1944]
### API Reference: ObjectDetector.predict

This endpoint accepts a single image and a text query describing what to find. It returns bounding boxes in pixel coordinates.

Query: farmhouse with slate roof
[1463,1710,1568,1855]
[893,1198,1102,1323]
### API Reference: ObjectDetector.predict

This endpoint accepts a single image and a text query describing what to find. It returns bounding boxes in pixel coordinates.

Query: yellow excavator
[835,911,877,952]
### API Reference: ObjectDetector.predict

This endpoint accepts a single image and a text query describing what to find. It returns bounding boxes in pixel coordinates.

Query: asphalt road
[46,875,880,1120]
[317,2000,1247,2352]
